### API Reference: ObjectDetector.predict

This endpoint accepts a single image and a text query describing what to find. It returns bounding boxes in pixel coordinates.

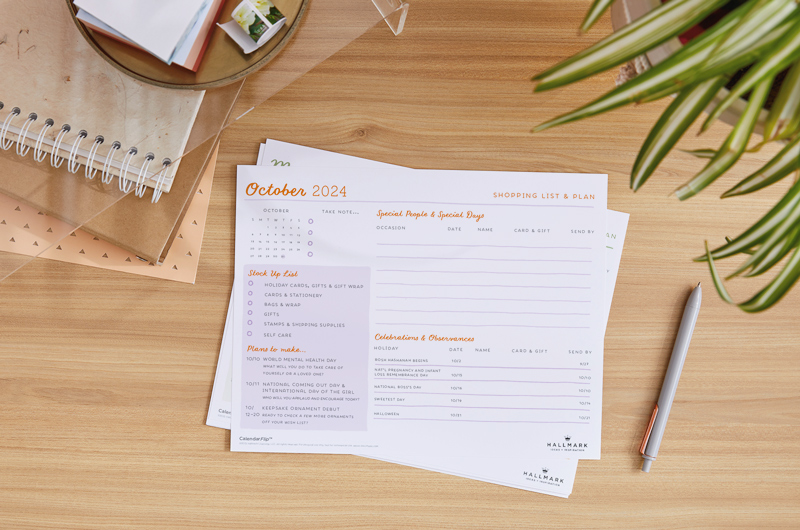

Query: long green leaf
[533,2,790,132]
[698,0,770,65]
[675,77,772,201]
[725,236,756,254]
[631,77,727,191]
[533,0,730,92]
[739,245,800,311]
[638,1,797,103]
[742,223,800,277]
[763,60,800,142]
[706,238,800,311]
[682,148,719,159]
[702,16,800,130]
[696,179,800,261]
[705,241,735,304]
[722,134,800,197]
[731,191,800,274]
[580,0,615,33]
[533,5,748,132]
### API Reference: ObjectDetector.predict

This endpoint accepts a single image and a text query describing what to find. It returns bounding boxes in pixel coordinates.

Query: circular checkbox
[307,251,313,257]
[248,291,253,296]
[308,219,314,224]
[308,241,313,246]
[247,320,253,325]
[308,230,313,236]
[248,280,253,286]
[248,310,253,315]
[246,331,252,337]
[248,301,253,306]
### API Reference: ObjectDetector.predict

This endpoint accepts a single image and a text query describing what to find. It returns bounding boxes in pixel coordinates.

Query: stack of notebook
[0,0,400,283]
[0,0,242,276]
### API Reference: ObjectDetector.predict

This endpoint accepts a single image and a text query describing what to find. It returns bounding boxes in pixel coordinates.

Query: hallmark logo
[546,434,587,451]
[522,469,564,484]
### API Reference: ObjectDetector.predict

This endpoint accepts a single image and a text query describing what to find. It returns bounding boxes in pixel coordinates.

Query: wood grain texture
[1,1,798,528]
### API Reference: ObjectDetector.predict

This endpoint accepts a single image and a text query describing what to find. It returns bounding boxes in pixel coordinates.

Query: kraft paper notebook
[0,0,237,266]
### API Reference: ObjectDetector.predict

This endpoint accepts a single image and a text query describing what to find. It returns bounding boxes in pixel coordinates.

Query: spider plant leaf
[725,236,756,254]
[705,241,735,304]
[637,4,798,104]
[631,77,727,191]
[533,8,744,132]
[580,0,615,33]
[533,0,730,92]
[690,0,798,76]
[763,59,800,142]
[699,0,770,61]
[696,178,800,261]
[738,245,800,311]
[706,236,800,311]
[742,223,800,277]
[675,77,772,201]
[722,134,800,197]
[702,16,800,131]
[696,0,793,67]
[682,148,719,159]
[534,2,788,132]
[731,189,800,274]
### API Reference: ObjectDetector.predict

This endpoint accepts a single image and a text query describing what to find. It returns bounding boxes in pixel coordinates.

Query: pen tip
[697,282,702,288]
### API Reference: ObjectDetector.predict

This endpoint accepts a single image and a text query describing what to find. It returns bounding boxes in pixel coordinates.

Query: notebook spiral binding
[0,101,171,203]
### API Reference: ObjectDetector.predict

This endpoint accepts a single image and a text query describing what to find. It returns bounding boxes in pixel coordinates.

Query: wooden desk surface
[2,1,798,528]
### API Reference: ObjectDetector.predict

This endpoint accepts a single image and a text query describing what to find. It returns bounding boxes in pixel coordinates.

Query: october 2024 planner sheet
[231,161,608,459]
[207,141,628,497]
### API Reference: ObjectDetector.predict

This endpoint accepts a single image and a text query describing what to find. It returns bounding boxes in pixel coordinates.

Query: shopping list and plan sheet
[231,148,609,462]
[210,141,628,497]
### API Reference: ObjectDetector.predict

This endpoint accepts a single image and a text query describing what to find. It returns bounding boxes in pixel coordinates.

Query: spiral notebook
[79,81,242,263]
[0,75,241,265]
[0,0,205,201]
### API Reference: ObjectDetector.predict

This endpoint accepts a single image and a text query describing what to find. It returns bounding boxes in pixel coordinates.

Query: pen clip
[639,404,658,457]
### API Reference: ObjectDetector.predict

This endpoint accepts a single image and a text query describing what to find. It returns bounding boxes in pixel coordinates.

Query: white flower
[233,4,256,32]
[252,0,275,17]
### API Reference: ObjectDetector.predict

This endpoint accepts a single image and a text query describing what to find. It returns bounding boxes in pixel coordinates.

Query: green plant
[533,0,800,312]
